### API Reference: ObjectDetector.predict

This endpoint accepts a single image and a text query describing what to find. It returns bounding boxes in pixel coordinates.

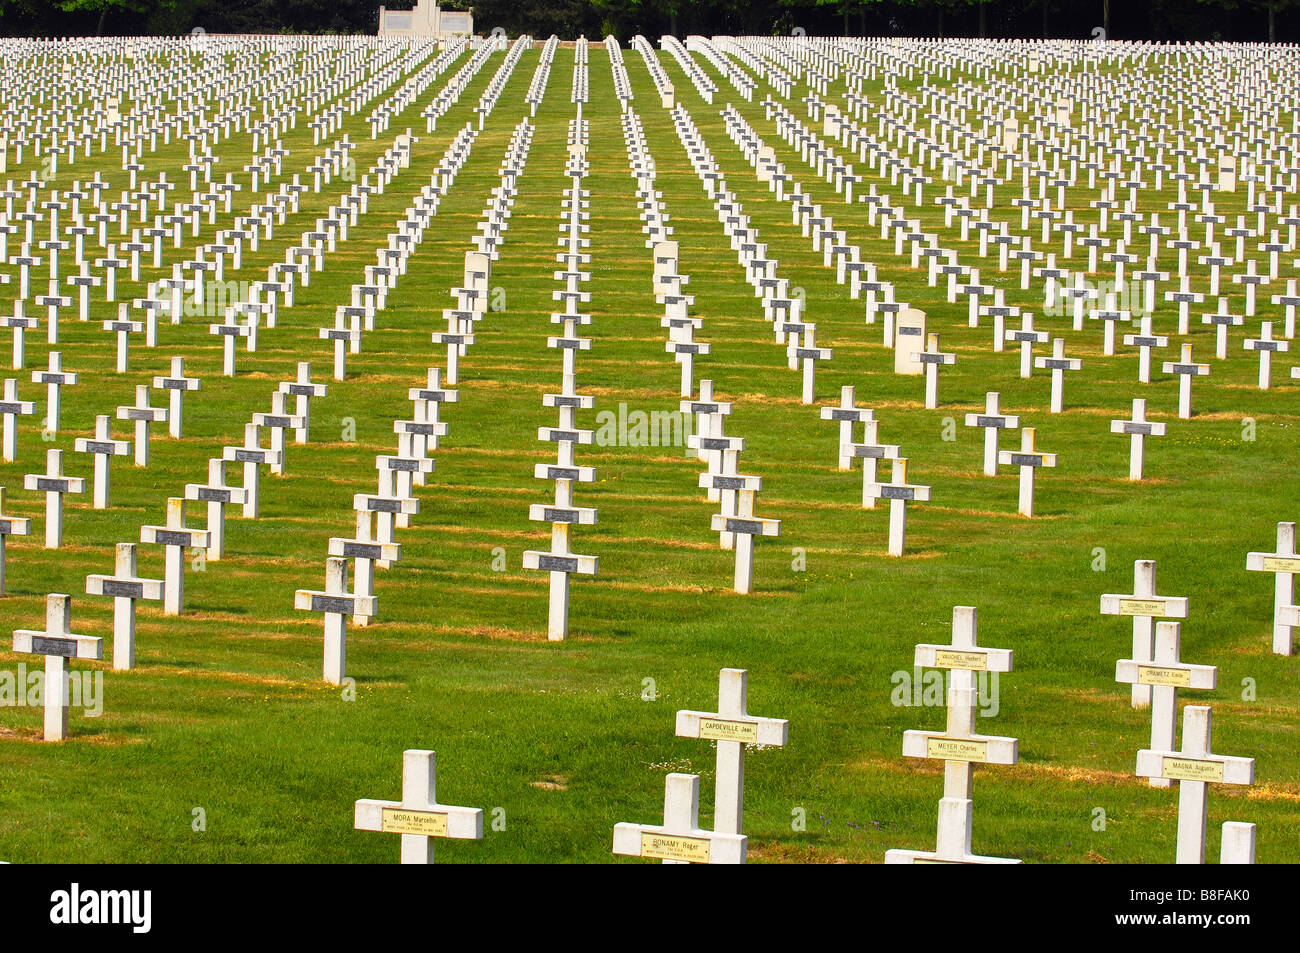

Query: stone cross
[911,332,955,409]
[0,486,31,594]
[295,556,376,685]
[116,384,168,467]
[675,668,789,836]
[1101,559,1190,707]
[223,423,281,518]
[1116,621,1216,790]
[278,361,329,444]
[1005,313,1049,379]
[184,458,247,561]
[1161,344,1210,419]
[152,356,201,439]
[31,352,76,434]
[329,511,398,628]
[613,773,747,865]
[965,392,1020,476]
[710,482,780,594]
[788,325,831,404]
[1243,321,1287,389]
[354,749,483,864]
[23,448,85,548]
[85,542,163,670]
[818,384,873,470]
[1123,315,1169,384]
[210,316,251,377]
[998,427,1056,517]
[1246,522,1299,655]
[3,305,38,372]
[1201,297,1243,360]
[839,417,896,509]
[886,606,1018,864]
[11,593,102,741]
[103,303,143,373]
[1110,398,1166,481]
[1136,706,1253,864]
[73,415,129,509]
[1034,338,1081,413]
[0,378,35,461]
[867,457,931,556]
[140,498,210,616]
[252,392,304,477]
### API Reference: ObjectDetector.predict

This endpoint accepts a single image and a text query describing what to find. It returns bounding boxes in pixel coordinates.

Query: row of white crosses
[816,385,933,553]
[614,668,787,864]
[616,104,777,595]
[674,105,833,404]
[522,104,598,642]
[0,42,492,404]
[8,94,508,722]
[1100,558,1257,862]
[887,606,1019,864]
[652,105,785,593]
[747,41,1300,413]
[302,50,537,675]
[298,126,531,682]
[0,55,495,596]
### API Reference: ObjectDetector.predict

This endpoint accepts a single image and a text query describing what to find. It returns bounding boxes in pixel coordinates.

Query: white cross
[965,392,1020,476]
[675,668,789,835]
[354,750,483,864]
[1101,559,1190,707]
[1110,398,1166,480]
[911,332,955,409]
[140,498,210,616]
[152,356,201,439]
[0,486,32,595]
[1161,344,1210,419]
[11,593,102,741]
[1117,620,1216,790]
[1136,706,1253,864]
[1243,321,1288,389]
[295,556,376,684]
[613,773,747,865]
[0,378,35,462]
[31,352,76,434]
[887,606,1018,864]
[997,427,1056,517]
[116,384,168,467]
[1246,521,1299,655]
[1034,337,1081,413]
[73,415,130,509]
[278,361,329,444]
[867,457,931,556]
[85,542,163,670]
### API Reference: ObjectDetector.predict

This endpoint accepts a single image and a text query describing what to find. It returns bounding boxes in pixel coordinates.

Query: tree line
[0,1,1294,44]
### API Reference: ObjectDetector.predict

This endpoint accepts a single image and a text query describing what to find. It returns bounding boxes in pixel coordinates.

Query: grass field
[0,38,1296,864]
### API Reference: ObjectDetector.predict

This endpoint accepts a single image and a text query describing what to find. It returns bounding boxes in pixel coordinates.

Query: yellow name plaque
[934,649,987,671]
[381,807,449,837]
[1137,666,1192,687]
[1162,758,1225,783]
[1260,556,1300,573]
[640,833,711,863]
[926,737,989,762]
[1118,599,1167,616]
[698,718,759,743]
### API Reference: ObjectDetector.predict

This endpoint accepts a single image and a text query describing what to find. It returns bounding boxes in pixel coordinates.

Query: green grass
[0,41,1297,864]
